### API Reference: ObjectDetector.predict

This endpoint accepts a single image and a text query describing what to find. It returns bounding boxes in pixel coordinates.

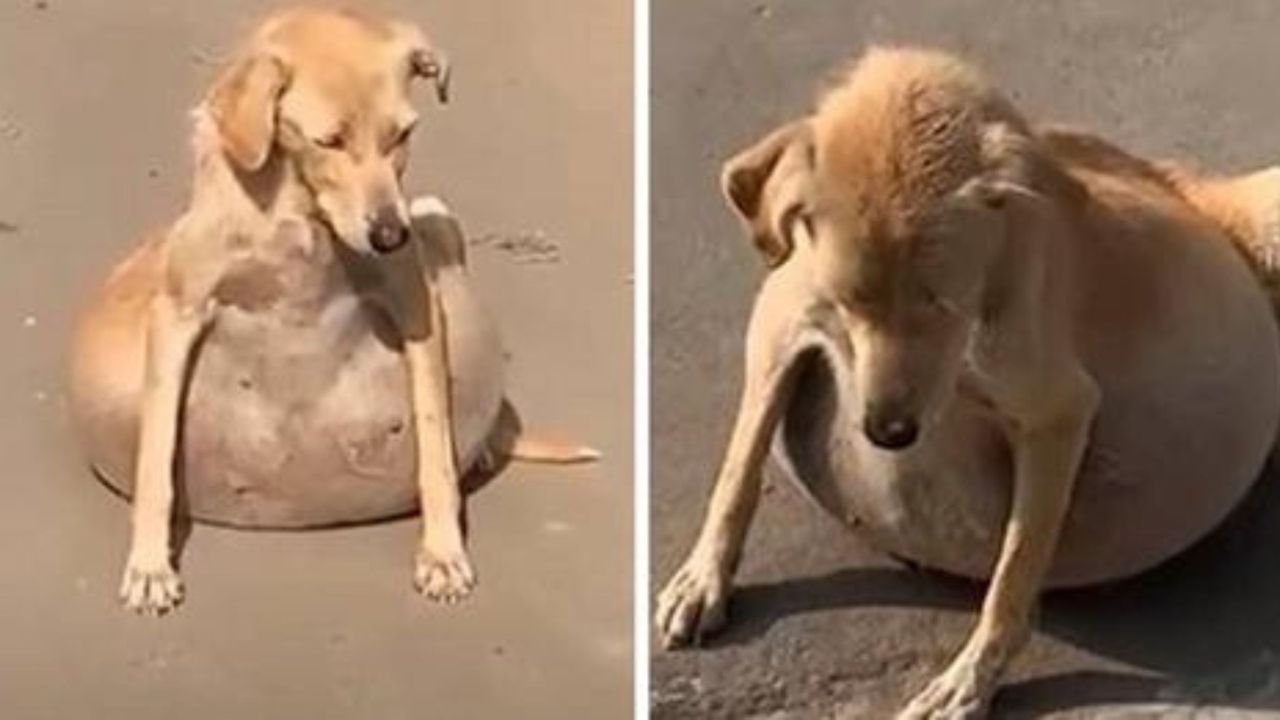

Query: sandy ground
[0,1,631,718]
[651,1,1280,718]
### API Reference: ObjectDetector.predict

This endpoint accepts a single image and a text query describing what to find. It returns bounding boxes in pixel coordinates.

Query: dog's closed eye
[313,130,347,151]
[384,120,418,154]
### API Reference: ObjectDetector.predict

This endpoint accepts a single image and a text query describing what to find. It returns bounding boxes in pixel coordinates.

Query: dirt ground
[651,1,1280,718]
[0,1,631,718]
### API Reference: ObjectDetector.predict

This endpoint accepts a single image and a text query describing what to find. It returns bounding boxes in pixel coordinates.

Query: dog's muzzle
[368,208,410,254]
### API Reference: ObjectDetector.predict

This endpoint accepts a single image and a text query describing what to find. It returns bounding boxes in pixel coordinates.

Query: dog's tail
[1169,166,1280,276]
[507,436,601,464]
[480,401,601,469]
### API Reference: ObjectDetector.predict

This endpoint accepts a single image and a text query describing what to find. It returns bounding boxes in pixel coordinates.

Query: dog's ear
[968,122,1084,322]
[206,53,290,172]
[971,122,1084,209]
[721,120,814,268]
[393,22,451,104]
[410,46,451,105]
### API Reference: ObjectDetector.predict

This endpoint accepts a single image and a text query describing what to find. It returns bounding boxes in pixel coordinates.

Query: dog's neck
[181,109,318,247]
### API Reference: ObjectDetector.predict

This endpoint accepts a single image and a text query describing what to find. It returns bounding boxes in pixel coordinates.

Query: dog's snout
[863,408,919,451]
[368,208,409,254]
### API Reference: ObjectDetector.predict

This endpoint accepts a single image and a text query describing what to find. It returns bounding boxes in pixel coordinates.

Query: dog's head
[202,8,450,255]
[723,47,1072,451]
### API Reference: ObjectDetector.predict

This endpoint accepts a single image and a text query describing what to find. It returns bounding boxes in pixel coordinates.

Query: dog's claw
[897,652,996,720]
[654,556,729,649]
[118,559,184,616]
[414,548,476,603]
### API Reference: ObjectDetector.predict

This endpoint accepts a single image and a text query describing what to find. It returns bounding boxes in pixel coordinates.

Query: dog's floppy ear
[721,120,814,268]
[971,122,1083,209]
[968,122,1084,322]
[393,22,451,104]
[411,46,451,105]
[206,53,290,172]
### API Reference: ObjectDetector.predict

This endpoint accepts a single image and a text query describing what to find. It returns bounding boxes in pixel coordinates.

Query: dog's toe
[897,661,993,720]
[655,560,729,649]
[414,549,477,603]
[119,560,184,616]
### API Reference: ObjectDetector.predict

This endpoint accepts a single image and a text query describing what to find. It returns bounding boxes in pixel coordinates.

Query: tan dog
[69,8,593,616]
[657,47,1280,718]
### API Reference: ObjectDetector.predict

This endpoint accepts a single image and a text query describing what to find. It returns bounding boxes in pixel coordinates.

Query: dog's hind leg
[655,269,819,648]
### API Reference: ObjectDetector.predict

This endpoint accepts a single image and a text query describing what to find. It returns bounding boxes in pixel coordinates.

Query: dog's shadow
[710,454,1280,716]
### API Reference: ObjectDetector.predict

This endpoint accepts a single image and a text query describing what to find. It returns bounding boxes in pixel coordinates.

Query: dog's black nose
[864,411,919,451]
[368,209,409,254]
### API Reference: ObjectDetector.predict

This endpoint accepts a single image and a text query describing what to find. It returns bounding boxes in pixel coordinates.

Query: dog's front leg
[393,253,473,603]
[656,291,809,648]
[899,371,1098,719]
[120,292,208,615]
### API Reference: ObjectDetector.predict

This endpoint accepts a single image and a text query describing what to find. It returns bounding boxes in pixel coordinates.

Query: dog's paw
[410,195,451,219]
[896,655,995,720]
[654,556,730,649]
[413,547,476,604]
[118,556,184,616]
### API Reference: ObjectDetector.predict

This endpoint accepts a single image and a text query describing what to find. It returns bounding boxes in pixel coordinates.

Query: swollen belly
[773,331,1279,588]
[79,272,506,529]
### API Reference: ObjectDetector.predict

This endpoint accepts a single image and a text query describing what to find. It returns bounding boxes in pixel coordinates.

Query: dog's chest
[212,221,350,315]
[203,224,400,402]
